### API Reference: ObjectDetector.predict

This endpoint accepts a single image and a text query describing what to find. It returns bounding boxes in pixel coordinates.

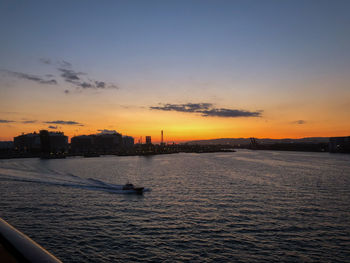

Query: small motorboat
[122,183,144,194]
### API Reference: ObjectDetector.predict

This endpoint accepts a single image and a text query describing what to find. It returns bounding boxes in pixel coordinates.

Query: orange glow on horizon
[1,83,349,142]
[1,110,349,143]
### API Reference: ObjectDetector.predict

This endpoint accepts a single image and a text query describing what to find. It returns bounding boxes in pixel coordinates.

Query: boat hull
[121,187,144,194]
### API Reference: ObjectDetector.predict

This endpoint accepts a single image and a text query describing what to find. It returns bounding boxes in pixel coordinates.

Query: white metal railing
[0,218,62,263]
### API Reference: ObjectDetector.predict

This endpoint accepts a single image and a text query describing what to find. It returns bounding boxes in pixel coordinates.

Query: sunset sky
[1,0,350,142]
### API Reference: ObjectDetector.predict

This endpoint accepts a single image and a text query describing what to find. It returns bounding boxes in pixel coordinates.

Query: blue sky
[1,0,350,140]
[2,0,349,77]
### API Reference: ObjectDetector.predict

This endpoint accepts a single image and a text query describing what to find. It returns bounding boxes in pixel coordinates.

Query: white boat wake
[0,167,150,194]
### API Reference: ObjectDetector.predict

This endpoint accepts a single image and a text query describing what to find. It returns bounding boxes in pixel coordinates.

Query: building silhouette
[14,130,68,154]
[145,136,152,145]
[329,136,350,153]
[122,136,134,149]
[14,132,41,153]
[71,131,133,154]
[71,135,94,153]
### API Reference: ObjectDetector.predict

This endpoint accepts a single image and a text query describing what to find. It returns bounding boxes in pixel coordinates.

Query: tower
[161,130,163,145]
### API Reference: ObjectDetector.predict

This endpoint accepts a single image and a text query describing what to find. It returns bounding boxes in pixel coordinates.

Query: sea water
[1,150,349,262]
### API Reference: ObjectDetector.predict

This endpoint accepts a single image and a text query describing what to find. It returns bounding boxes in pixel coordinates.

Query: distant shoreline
[2,148,350,160]
[0,148,236,160]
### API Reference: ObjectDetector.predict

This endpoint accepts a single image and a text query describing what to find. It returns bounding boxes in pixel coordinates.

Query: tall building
[145,136,152,145]
[40,130,68,153]
[39,130,51,153]
[48,132,68,153]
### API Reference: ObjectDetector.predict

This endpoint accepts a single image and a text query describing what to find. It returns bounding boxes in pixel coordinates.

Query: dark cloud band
[151,103,212,113]
[202,109,261,117]
[0,119,14,123]
[45,120,84,126]
[1,119,84,126]
[150,103,262,118]
[21,120,37,124]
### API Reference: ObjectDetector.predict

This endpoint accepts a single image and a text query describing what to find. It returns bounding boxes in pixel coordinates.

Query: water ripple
[1,151,350,262]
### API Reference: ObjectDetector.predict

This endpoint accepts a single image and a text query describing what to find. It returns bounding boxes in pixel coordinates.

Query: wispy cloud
[1,119,84,127]
[292,120,306,124]
[1,70,57,85]
[0,119,14,123]
[21,120,37,124]
[201,108,262,117]
[39,58,52,65]
[58,60,72,68]
[6,58,119,93]
[57,62,118,90]
[150,103,262,118]
[39,58,71,68]
[1,119,36,124]
[58,68,84,83]
[97,129,118,134]
[45,120,84,126]
[151,103,212,113]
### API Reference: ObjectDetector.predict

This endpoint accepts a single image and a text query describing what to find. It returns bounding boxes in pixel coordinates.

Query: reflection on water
[0,150,349,262]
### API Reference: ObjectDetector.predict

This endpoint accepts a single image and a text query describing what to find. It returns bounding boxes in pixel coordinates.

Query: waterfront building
[14,130,68,153]
[71,135,94,153]
[0,141,14,150]
[71,131,124,153]
[329,136,350,153]
[14,132,41,153]
[47,131,69,153]
[122,136,134,149]
[94,132,122,152]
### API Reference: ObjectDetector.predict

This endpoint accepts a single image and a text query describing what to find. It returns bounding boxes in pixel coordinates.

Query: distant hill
[184,137,330,145]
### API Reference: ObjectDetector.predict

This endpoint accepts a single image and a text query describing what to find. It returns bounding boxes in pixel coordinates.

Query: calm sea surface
[0,150,350,262]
